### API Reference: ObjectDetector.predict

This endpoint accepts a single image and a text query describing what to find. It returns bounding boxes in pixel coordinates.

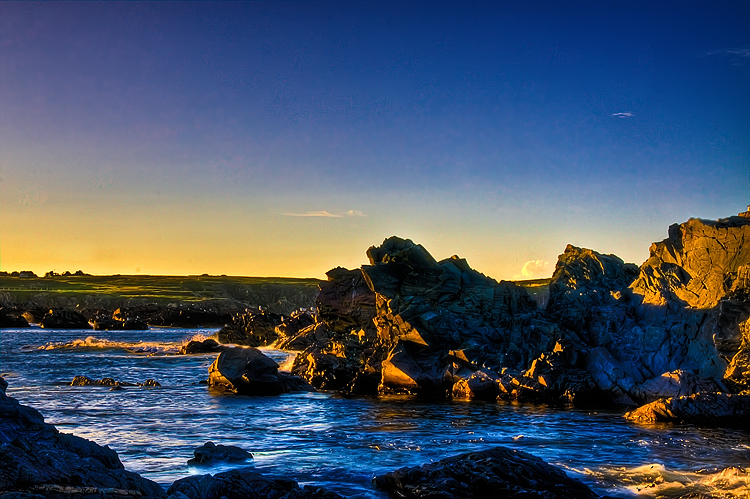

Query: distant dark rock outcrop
[373,446,600,499]
[0,377,166,498]
[69,376,161,388]
[0,309,29,328]
[39,309,91,329]
[624,392,750,427]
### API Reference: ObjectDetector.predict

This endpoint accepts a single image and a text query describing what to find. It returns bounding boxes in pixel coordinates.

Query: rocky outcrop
[208,347,313,395]
[372,446,600,499]
[167,468,344,499]
[69,376,161,388]
[113,304,238,328]
[217,311,283,347]
[187,442,252,466]
[39,310,91,329]
[0,378,166,498]
[89,316,148,331]
[0,309,29,329]
[624,392,750,427]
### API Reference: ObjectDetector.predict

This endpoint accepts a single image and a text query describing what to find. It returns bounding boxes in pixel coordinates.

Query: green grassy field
[0,274,322,312]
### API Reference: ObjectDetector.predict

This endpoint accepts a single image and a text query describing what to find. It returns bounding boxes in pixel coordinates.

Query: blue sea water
[2,327,749,498]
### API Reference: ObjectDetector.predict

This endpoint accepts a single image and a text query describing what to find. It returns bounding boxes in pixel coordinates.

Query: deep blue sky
[1,2,749,278]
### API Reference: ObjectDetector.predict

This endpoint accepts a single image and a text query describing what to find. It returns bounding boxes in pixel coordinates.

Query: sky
[1,1,749,280]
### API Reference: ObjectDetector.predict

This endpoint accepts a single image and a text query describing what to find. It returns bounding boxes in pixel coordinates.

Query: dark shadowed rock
[69,376,160,388]
[39,310,91,329]
[187,442,252,466]
[217,311,284,346]
[0,310,29,329]
[624,392,750,427]
[167,468,344,499]
[0,377,165,498]
[179,338,225,355]
[208,347,313,395]
[373,446,599,499]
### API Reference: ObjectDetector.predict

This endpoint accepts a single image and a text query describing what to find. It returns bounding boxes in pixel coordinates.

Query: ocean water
[2,327,749,498]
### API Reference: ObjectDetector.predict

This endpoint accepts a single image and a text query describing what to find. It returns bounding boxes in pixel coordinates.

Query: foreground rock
[624,392,750,427]
[187,442,252,466]
[373,446,599,499]
[0,377,165,498]
[208,347,314,395]
[167,468,344,499]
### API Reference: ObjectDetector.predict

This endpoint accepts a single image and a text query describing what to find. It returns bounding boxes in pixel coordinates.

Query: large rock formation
[288,214,750,411]
[372,446,600,499]
[624,392,750,427]
[0,378,166,498]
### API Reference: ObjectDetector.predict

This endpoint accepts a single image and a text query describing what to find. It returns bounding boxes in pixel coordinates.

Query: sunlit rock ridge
[266,213,750,412]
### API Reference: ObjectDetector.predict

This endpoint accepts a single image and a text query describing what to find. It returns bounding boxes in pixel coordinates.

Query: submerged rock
[0,377,165,498]
[167,468,344,499]
[187,442,252,466]
[208,347,313,395]
[624,392,750,427]
[69,376,161,387]
[373,446,599,499]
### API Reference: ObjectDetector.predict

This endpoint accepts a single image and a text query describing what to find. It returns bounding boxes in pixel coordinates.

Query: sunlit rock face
[630,216,750,309]
[624,392,750,427]
[0,377,166,498]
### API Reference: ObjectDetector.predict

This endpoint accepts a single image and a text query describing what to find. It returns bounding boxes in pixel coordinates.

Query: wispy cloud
[512,260,550,280]
[612,112,633,119]
[282,211,343,218]
[282,209,368,218]
[704,47,750,66]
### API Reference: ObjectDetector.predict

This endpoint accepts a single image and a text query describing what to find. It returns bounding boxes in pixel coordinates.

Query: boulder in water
[372,446,600,499]
[187,442,252,466]
[39,309,91,329]
[179,338,225,355]
[167,467,344,499]
[208,347,313,395]
[624,392,750,427]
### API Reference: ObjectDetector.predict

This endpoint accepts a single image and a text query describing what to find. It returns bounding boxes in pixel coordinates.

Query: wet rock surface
[187,442,252,466]
[179,338,226,355]
[624,392,750,426]
[69,376,161,388]
[167,468,344,499]
[0,378,166,498]
[39,310,91,330]
[373,446,600,499]
[208,347,313,395]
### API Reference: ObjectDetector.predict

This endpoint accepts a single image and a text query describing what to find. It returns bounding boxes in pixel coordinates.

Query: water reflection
[2,328,750,498]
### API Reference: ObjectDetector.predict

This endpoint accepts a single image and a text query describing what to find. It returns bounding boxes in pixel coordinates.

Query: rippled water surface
[2,328,750,498]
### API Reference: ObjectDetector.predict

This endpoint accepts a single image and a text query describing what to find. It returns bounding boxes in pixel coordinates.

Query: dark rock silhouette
[0,377,166,498]
[373,446,600,499]
[187,442,252,466]
[39,309,91,329]
[208,347,313,395]
[625,392,750,427]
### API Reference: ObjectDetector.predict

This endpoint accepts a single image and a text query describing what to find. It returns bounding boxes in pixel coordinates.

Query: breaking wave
[37,333,215,355]
[581,463,750,498]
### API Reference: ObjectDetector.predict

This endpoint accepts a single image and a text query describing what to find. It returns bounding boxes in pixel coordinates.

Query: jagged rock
[274,311,315,343]
[630,216,750,309]
[39,310,91,329]
[0,378,165,498]
[187,442,252,466]
[167,468,344,499]
[179,338,225,355]
[372,446,600,499]
[631,369,724,403]
[275,322,332,351]
[90,317,148,331]
[69,376,160,388]
[113,304,238,328]
[208,347,313,396]
[625,392,750,427]
[317,267,377,337]
[217,311,283,346]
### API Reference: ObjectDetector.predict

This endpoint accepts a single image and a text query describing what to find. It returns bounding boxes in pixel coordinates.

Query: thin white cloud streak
[281,210,368,218]
[612,112,633,118]
[703,48,750,65]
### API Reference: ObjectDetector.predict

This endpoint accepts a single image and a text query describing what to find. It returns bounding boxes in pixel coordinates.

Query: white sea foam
[579,463,750,498]
[38,332,216,355]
